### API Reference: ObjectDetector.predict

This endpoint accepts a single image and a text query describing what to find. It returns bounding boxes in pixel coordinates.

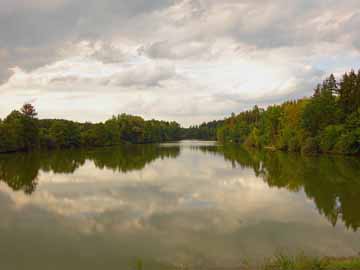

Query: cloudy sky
[0,0,360,126]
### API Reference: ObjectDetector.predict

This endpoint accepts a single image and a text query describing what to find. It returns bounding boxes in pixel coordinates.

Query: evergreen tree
[20,103,38,118]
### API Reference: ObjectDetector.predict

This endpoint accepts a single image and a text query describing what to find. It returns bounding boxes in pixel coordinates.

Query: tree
[337,70,360,115]
[301,77,340,137]
[49,120,81,148]
[0,109,39,151]
[2,69,360,155]
[20,103,38,118]
[216,71,360,155]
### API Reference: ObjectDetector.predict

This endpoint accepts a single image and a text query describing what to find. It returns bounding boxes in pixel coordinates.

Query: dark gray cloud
[91,44,128,63]
[139,40,213,60]
[189,0,360,49]
[1,0,360,124]
[0,0,175,83]
[0,0,174,46]
[124,0,360,63]
[139,41,177,59]
[1,0,359,80]
[344,11,360,51]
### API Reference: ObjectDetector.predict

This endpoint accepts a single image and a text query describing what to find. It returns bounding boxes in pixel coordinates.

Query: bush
[319,125,344,153]
[301,137,319,155]
[262,253,360,270]
[288,137,301,152]
[245,128,262,148]
[334,132,360,154]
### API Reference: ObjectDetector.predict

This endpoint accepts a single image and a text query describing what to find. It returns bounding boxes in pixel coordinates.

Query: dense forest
[0,104,185,153]
[217,70,360,155]
[1,69,359,155]
[182,120,223,141]
[0,104,219,154]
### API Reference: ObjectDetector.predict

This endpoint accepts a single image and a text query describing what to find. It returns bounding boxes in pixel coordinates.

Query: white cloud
[1,0,360,124]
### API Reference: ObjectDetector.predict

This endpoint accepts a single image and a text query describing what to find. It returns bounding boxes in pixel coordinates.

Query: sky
[0,0,360,126]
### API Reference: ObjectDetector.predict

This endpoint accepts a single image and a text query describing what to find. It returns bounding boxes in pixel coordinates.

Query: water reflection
[0,144,180,195]
[214,145,360,232]
[0,142,359,269]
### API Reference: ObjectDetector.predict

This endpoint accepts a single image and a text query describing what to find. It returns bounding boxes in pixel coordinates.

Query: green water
[0,141,359,269]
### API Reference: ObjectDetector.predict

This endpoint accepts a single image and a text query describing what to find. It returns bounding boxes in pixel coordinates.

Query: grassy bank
[132,255,360,270]
[261,254,360,270]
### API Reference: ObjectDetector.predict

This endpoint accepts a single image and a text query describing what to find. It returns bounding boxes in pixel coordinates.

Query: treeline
[0,104,183,153]
[182,120,224,140]
[1,69,360,155]
[217,70,360,155]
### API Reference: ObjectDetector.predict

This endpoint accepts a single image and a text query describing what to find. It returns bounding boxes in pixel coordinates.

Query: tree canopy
[217,70,360,155]
[1,70,360,155]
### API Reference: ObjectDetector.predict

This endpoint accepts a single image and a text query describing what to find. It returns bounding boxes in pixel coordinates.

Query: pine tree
[338,70,357,114]
[20,103,38,118]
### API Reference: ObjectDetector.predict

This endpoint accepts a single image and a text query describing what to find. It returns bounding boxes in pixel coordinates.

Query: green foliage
[0,105,187,153]
[39,127,57,149]
[135,258,144,270]
[301,84,340,137]
[337,70,360,115]
[334,132,359,154]
[262,253,360,270]
[1,70,360,155]
[49,120,81,148]
[184,120,223,141]
[325,257,360,270]
[0,110,39,152]
[245,127,262,148]
[301,137,319,155]
[218,71,360,155]
[288,136,301,152]
[319,125,344,152]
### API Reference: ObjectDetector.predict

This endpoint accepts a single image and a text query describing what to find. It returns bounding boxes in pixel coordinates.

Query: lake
[0,141,359,270]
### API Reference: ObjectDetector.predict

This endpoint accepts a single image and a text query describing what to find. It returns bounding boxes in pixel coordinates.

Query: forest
[217,70,360,155]
[0,105,185,153]
[0,69,359,155]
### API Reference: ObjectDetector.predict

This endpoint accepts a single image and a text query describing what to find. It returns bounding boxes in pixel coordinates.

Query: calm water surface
[0,141,359,269]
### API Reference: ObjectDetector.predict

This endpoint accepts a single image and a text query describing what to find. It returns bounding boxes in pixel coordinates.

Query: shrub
[301,137,319,155]
[334,132,360,154]
[319,125,344,153]
[288,137,301,152]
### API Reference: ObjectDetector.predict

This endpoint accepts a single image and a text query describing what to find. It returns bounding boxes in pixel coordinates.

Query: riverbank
[260,143,360,156]
[260,254,360,270]
[165,255,360,270]
[219,139,360,157]
[132,255,360,270]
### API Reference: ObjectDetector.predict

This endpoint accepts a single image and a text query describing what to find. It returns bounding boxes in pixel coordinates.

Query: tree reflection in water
[0,144,180,195]
[0,143,359,231]
[199,144,360,232]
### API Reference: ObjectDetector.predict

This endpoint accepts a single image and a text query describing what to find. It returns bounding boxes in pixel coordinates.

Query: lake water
[0,141,359,269]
